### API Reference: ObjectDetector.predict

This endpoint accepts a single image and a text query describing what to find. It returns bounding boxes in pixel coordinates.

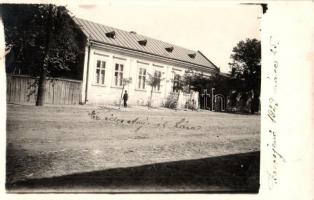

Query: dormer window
[105,31,116,39]
[188,53,196,59]
[138,39,147,46]
[165,47,174,53]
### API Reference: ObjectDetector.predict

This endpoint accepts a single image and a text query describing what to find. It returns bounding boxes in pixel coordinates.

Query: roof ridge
[73,17,217,70]
[75,17,197,53]
[197,50,219,70]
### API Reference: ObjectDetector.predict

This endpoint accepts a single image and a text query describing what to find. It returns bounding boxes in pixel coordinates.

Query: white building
[74,18,218,107]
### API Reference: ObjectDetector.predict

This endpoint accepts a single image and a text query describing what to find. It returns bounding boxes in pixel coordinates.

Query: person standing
[123,90,128,108]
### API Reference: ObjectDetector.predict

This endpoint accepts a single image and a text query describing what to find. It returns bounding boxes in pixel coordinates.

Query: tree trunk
[148,87,153,108]
[35,4,53,106]
[119,85,125,109]
[36,69,47,106]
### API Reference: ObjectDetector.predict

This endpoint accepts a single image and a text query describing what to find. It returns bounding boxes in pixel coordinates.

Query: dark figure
[123,90,128,108]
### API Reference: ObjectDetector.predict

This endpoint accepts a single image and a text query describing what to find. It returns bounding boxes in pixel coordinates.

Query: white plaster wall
[82,47,196,106]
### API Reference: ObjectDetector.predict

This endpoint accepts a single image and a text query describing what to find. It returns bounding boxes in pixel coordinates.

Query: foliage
[2,4,86,106]
[172,74,184,92]
[1,4,85,79]
[147,72,160,87]
[229,38,261,97]
[181,70,211,92]
[226,90,259,114]
[228,38,261,113]
[147,72,164,108]
[184,98,198,110]
[181,69,229,95]
[164,93,178,109]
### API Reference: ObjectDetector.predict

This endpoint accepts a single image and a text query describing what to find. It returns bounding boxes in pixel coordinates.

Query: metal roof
[73,17,217,71]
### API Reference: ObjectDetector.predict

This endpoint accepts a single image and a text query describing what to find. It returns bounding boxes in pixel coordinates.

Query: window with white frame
[95,60,106,85]
[138,67,146,89]
[154,70,162,91]
[113,63,124,86]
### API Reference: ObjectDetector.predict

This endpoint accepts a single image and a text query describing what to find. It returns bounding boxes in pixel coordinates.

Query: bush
[226,90,260,114]
[185,99,197,110]
[164,93,178,109]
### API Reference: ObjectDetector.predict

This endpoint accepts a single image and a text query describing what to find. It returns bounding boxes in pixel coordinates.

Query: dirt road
[6,104,260,192]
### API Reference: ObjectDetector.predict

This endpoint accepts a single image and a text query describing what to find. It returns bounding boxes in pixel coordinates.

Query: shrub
[164,93,178,109]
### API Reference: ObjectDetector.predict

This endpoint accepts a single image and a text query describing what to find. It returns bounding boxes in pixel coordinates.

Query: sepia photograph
[1,2,262,193]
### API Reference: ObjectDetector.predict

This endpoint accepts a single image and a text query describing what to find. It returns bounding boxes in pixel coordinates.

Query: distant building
[74,18,219,106]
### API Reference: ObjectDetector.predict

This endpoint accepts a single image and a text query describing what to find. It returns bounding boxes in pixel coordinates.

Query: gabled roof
[73,17,218,71]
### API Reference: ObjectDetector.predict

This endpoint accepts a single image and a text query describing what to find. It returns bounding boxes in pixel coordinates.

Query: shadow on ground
[7,151,260,193]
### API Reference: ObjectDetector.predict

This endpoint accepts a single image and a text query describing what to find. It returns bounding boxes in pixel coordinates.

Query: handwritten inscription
[267,97,278,123]
[272,61,278,91]
[267,36,285,189]
[269,36,279,92]
[267,129,286,188]
[88,111,201,131]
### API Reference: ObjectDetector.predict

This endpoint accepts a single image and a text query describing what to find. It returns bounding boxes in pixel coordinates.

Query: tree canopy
[180,69,229,96]
[1,4,85,80]
[229,38,261,97]
[2,4,86,106]
[147,72,164,108]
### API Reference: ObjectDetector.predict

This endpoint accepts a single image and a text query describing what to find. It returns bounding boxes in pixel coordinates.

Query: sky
[67,1,261,73]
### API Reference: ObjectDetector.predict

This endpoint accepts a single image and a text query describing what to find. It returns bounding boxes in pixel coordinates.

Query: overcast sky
[67,1,261,73]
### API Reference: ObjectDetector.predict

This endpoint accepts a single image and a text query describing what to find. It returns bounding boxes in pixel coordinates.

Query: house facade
[74,18,218,107]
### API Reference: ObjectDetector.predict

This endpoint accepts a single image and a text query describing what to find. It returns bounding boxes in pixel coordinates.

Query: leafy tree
[181,70,215,93]
[172,74,184,92]
[181,68,230,96]
[1,4,85,106]
[147,72,164,108]
[180,69,194,92]
[229,38,261,113]
[180,69,232,110]
[229,38,261,96]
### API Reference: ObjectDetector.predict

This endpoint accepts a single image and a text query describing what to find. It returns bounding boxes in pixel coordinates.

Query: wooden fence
[7,75,82,105]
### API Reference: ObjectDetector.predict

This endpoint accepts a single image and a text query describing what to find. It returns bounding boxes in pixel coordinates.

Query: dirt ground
[6,104,260,192]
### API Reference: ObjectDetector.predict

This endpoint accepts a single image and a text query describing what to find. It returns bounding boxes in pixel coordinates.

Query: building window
[114,63,124,86]
[138,68,146,89]
[154,70,162,91]
[173,74,181,92]
[95,60,106,85]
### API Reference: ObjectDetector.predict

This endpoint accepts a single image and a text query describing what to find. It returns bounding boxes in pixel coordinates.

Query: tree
[229,38,261,94]
[181,70,214,93]
[147,72,164,108]
[1,4,85,106]
[229,38,261,113]
[118,78,132,109]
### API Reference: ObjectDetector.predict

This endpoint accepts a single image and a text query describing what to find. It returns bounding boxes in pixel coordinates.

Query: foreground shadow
[7,151,260,193]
